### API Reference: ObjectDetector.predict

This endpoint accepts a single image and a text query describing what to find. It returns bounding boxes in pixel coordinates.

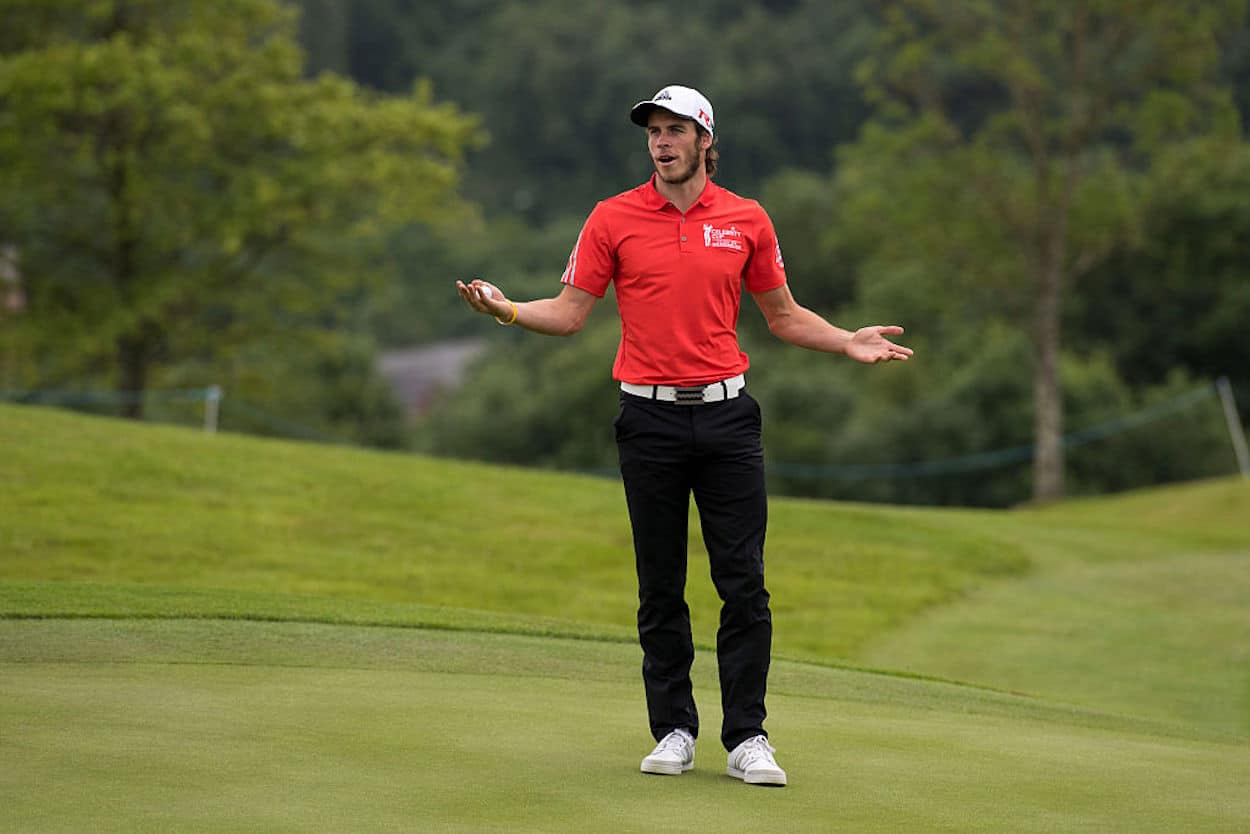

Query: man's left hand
[847,325,913,365]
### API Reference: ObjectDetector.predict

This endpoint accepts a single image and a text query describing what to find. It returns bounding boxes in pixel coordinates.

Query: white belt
[620,374,746,404]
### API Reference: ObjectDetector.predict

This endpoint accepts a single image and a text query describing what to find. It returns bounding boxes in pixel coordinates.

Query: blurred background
[3,0,1248,507]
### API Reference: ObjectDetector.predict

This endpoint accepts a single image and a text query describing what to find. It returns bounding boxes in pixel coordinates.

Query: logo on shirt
[703,224,744,252]
[775,242,784,268]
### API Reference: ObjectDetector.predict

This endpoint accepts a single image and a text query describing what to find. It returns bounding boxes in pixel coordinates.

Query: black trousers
[614,390,772,752]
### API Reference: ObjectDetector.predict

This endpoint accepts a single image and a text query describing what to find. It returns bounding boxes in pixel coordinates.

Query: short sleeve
[560,202,615,298]
[744,206,787,294]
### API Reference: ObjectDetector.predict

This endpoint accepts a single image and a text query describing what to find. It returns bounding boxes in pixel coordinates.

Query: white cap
[630,85,715,135]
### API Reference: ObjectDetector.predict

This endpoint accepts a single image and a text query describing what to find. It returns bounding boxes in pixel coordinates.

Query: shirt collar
[642,174,717,212]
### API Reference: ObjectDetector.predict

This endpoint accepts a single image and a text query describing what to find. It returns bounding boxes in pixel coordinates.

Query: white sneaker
[640,729,695,775]
[727,735,787,786]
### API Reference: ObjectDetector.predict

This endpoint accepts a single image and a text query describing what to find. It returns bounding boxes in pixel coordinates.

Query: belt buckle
[674,386,705,404]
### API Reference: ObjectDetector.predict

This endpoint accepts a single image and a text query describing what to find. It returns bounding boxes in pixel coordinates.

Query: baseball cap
[630,85,715,136]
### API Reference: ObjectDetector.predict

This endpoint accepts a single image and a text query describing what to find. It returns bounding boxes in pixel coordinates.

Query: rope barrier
[767,383,1221,481]
[0,388,214,405]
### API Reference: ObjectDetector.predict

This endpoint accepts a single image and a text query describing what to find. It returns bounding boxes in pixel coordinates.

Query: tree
[1071,138,1250,400]
[845,0,1244,501]
[0,0,481,418]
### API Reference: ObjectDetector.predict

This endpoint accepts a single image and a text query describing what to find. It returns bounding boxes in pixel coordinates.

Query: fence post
[1215,377,1249,480]
[204,385,222,434]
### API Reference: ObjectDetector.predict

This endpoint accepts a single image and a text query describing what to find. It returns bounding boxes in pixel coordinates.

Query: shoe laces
[736,736,777,768]
[656,729,692,753]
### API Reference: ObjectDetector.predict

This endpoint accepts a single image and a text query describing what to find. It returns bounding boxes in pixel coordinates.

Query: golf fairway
[3,620,1247,833]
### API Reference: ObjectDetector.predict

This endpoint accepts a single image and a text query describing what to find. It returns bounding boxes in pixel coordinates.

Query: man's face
[647,111,709,186]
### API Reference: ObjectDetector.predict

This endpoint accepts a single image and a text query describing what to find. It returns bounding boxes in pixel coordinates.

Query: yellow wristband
[495,301,518,326]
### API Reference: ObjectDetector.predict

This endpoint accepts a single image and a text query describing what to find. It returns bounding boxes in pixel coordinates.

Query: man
[456,84,912,787]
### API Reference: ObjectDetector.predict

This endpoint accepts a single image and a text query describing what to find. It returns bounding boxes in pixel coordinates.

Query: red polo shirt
[560,175,788,387]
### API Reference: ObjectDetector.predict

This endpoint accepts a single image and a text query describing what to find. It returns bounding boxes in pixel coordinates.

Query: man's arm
[751,284,913,364]
[456,279,598,336]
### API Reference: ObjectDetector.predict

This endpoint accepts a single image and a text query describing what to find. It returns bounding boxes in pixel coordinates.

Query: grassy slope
[5,403,1249,735]
[1,403,1025,661]
[4,403,1250,832]
[4,402,1249,735]
[862,483,1250,735]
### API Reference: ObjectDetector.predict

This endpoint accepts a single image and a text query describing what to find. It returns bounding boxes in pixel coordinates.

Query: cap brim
[630,101,663,127]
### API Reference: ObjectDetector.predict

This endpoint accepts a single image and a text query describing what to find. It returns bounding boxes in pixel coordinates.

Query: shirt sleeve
[560,202,615,298]
[744,205,788,294]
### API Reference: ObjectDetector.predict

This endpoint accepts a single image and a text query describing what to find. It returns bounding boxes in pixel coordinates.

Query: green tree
[843,0,1244,501]
[1070,138,1250,397]
[0,0,481,419]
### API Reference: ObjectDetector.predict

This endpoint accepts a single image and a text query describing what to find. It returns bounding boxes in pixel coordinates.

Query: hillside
[0,403,1027,659]
[4,403,1250,832]
[3,402,1248,737]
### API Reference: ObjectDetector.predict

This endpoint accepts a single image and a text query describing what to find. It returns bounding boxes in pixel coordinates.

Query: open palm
[846,325,913,365]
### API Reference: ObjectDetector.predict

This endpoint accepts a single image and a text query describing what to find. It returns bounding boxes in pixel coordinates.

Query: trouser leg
[616,396,699,741]
[691,393,772,751]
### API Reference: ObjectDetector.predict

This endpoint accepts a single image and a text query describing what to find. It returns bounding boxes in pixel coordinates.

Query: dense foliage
[359,0,1247,505]
[0,0,481,442]
[826,0,1246,500]
[4,0,1248,504]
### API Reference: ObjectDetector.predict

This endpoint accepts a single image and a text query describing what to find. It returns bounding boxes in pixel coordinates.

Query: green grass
[4,620,1248,834]
[3,403,1250,832]
[863,550,1250,734]
[861,482,1250,736]
[1,403,1027,659]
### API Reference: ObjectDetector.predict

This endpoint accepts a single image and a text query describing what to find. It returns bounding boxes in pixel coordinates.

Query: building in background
[377,339,486,418]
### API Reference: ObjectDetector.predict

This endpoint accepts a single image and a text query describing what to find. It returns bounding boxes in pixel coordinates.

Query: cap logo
[632,86,714,135]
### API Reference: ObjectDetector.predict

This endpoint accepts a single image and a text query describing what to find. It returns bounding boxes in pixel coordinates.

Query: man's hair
[697,125,719,179]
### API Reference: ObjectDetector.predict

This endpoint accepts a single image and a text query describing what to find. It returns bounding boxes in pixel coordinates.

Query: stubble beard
[656,150,703,185]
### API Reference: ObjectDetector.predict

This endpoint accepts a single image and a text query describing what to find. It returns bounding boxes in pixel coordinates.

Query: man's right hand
[456,279,510,320]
